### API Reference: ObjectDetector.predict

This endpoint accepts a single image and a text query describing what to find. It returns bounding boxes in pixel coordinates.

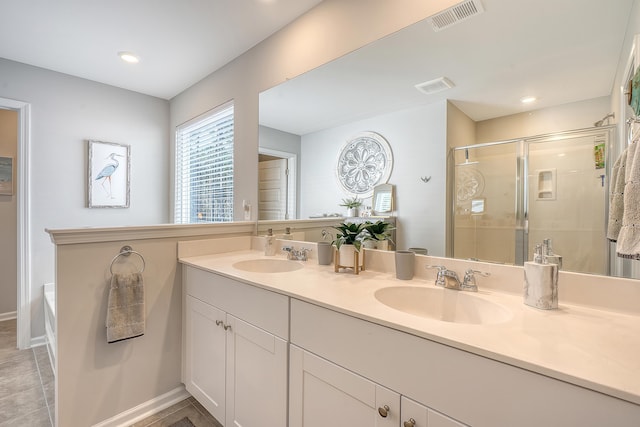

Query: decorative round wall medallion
[336,131,393,198]
[456,167,485,203]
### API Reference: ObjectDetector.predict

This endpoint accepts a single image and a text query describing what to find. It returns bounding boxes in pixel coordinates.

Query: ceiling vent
[429,0,484,32]
[415,77,455,95]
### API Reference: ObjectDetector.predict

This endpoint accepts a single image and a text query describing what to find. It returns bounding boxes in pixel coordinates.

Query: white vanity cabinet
[290,298,640,427]
[289,344,467,427]
[290,345,400,427]
[401,396,466,427]
[183,266,289,427]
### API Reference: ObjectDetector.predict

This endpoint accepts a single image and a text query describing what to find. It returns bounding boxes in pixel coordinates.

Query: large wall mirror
[258,0,639,279]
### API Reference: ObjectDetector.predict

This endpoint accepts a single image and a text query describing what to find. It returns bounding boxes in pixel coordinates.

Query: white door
[258,158,288,220]
[184,296,227,422]
[225,315,288,427]
[289,345,400,427]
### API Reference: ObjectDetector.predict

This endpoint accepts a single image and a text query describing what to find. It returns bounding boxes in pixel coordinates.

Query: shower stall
[451,126,614,276]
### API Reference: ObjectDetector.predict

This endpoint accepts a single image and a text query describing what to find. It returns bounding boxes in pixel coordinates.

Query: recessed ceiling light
[118,51,140,64]
[520,96,537,104]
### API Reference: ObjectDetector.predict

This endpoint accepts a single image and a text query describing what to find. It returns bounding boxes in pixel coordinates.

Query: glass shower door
[526,131,608,275]
[453,142,520,264]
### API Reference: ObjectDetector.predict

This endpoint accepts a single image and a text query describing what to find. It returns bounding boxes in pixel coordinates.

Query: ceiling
[260,0,636,135]
[0,0,323,100]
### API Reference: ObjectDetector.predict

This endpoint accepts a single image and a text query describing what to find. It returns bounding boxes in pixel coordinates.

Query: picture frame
[0,156,13,196]
[88,140,130,208]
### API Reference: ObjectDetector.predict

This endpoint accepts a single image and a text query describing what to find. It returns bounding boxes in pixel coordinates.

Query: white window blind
[175,102,234,223]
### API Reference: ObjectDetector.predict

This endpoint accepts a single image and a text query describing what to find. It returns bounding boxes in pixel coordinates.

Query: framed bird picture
[88,140,130,208]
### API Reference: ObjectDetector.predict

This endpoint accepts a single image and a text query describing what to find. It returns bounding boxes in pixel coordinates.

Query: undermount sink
[375,286,511,325]
[232,259,304,273]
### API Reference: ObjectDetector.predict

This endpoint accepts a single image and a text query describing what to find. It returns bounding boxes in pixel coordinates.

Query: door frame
[0,96,31,349]
[258,147,297,220]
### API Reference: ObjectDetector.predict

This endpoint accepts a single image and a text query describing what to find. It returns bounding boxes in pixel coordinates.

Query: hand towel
[106,272,145,343]
[616,140,640,259]
[607,148,627,241]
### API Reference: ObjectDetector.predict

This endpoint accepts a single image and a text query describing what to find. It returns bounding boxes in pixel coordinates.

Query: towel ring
[109,245,146,275]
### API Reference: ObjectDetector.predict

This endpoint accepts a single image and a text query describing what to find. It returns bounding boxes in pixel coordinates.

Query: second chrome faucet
[426,265,489,292]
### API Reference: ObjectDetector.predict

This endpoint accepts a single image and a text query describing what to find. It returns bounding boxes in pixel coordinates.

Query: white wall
[169,0,462,223]
[0,109,17,316]
[300,102,448,254]
[0,58,169,337]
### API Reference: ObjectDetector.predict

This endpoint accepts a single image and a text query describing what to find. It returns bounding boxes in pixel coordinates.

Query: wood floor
[0,318,222,427]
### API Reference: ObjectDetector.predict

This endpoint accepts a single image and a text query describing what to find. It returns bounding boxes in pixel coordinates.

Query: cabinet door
[184,295,227,423]
[225,314,288,427]
[401,396,468,427]
[290,345,400,427]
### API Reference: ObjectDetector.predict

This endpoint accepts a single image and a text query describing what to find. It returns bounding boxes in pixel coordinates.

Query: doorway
[258,148,297,220]
[0,97,31,349]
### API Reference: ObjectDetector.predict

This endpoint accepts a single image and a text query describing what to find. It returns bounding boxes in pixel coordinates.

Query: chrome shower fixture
[594,112,615,127]
[457,148,479,166]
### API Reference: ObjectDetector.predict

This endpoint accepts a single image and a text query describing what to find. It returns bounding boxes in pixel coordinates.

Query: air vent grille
[430,0,484,32]
[415,77,455,95]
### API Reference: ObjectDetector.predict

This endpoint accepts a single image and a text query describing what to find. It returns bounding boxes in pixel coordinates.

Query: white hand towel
[607,148,627,241]
[106,272,145,343]
[617,140,640,259]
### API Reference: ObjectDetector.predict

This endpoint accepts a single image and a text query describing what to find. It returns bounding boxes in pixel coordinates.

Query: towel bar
[109,245,146,274]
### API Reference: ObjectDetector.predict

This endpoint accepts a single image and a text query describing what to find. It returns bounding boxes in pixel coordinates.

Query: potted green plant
[339,197,362,217]
[362,220,395,251]
[332,222,366,268]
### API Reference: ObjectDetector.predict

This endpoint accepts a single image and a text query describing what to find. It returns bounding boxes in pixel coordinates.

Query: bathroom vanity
[179,241,640,427]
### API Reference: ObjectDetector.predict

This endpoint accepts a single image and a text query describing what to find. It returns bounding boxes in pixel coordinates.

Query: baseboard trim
[0,311,17,322]
[30,335,46,348]
[92,386,190,427]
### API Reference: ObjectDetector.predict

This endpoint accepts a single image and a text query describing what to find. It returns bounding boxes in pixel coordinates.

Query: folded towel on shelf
[617,140,640,259]
[106,272,145,343]
[607,148,627,241]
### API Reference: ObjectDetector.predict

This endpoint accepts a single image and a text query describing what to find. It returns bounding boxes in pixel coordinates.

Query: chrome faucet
[426,265,489,291]
[282,246,311,261]
[461,269,490,292]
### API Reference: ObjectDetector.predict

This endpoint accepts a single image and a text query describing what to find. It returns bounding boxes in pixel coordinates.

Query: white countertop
[180,249,640,406]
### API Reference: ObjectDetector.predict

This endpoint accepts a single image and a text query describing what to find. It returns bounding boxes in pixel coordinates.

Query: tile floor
[0,319,220,427]
[0,319,54,427]
[131,397,222,427]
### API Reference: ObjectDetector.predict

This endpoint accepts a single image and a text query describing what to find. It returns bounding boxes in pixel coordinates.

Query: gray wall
[0,58,169,337]
[300,102,448,253]
[0,109,17,316]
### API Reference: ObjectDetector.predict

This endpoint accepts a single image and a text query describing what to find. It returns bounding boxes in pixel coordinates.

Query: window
[175,102,234,223]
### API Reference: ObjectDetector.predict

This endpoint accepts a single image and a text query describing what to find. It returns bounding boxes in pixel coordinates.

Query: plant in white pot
[362,220,395,251]
[339,197,362,217]
[332,222,366,270]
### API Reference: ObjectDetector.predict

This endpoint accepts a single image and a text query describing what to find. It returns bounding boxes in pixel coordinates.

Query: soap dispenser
[542,238,563,270]
[523,243,558,309]
[281,227,293,240]
[264,228,277,256]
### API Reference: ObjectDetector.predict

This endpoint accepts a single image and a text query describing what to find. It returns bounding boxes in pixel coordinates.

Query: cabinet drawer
[185,265,289,339]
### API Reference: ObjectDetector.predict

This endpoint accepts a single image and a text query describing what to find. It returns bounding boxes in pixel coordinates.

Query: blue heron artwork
[89,140,130,208]
[95,152,124,198]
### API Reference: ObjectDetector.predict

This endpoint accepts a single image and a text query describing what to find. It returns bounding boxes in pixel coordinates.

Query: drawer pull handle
[215,320,223,327]
[223,324,232,331]
[378,405,390,418]
[404,418,416,427]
